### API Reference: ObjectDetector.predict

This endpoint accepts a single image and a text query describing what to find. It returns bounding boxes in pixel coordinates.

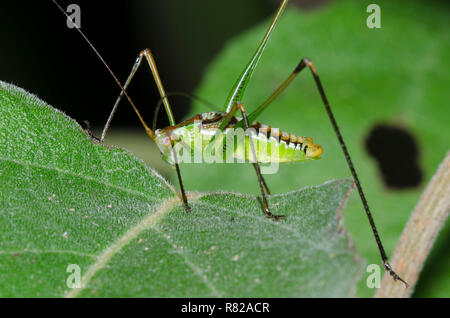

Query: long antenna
[51,0,155,139]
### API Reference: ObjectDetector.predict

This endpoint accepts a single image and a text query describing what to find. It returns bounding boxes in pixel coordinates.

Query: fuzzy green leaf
[0,81,362,297]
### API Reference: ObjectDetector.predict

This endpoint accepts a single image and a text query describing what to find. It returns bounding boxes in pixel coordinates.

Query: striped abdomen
[155,112,323,165]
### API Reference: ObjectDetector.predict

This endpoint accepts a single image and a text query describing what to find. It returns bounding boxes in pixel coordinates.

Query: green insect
[53,0,407,286]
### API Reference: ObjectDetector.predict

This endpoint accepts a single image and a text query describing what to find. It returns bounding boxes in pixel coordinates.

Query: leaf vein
[152,227,222,297]
[0,157,172,202]
[65,194,203,298]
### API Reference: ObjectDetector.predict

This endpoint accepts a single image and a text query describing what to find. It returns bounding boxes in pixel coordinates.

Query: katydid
[52,0,408,286]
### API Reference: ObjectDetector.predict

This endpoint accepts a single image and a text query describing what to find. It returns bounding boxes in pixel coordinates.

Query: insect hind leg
[251,56,408,286]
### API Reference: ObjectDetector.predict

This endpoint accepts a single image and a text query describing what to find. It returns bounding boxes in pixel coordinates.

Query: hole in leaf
[365,124,423,189]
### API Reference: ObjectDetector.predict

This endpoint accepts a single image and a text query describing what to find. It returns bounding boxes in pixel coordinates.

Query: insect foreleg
[101,49,176,141]
[53,1,192,213]
[98,49,191,212]
[171,143,191,212]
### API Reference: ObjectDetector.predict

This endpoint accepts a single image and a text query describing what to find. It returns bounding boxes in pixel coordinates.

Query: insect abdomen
[238,122,323,163]
[155,113,322,164]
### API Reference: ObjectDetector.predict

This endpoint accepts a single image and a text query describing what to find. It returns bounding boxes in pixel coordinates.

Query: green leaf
[0,81,362,297]
[188,0,450,297]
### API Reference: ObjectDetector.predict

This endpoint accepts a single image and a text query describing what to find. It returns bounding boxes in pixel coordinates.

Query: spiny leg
[237,102,282,220]
[300,59,408,286]
[247,57,408,286]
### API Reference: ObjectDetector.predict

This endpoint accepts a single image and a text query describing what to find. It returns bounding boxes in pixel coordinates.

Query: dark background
[1,0,317,129]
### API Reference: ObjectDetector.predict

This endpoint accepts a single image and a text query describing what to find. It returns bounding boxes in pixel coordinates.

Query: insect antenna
[51,0,155,140]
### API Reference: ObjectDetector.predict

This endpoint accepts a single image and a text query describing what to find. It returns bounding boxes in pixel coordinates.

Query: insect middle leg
[100,49,191,212]
[235,102,283,220]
